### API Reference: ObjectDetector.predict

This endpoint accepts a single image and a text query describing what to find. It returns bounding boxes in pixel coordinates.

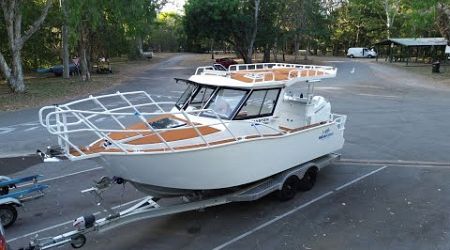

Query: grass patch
[0,53,174,111]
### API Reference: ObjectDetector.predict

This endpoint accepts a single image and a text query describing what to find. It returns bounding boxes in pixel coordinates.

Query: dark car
[215,58,238,69]
[49,63,80,76]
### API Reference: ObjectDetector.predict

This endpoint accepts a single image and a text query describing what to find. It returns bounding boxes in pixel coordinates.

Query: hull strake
[95,123,344,191]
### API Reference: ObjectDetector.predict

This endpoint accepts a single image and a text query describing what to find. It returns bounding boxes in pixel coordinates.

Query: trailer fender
[0,197,21,206]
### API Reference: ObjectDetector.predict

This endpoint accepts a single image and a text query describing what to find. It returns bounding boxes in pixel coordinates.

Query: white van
[347,47,377,58]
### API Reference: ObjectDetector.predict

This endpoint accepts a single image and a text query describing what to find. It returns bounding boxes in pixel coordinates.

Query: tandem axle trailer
[26,153,339,250]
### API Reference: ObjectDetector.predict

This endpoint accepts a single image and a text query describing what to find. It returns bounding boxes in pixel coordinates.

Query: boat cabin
[172,63,337,130]
[174,79,281,121]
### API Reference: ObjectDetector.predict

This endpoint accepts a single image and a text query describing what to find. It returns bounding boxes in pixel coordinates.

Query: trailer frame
[27,153,339,250]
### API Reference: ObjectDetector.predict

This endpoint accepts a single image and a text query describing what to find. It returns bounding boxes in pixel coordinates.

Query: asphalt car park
[1,54,450,249]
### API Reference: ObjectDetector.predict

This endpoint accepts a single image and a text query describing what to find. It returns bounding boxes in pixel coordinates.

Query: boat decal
[251,117,270,123]
[319,128,334,140]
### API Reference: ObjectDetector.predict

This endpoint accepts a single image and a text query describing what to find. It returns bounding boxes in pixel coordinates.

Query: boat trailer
[0,175,49,228]
[25,154,339,250]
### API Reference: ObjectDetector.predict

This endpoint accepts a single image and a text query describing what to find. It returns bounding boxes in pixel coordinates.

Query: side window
[236,89,280,119]
[238,90,266,118]
[260,89,279,115]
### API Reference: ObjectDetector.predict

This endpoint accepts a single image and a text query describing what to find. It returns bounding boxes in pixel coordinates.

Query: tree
[64,0,161,81]
[0,0,53,93]
[380,0,402,39]
[436,2,450,40]
[150,12,184,52]
[184,0,261,63]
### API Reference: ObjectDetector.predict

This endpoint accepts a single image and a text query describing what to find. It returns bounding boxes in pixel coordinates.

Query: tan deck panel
[230,68,326,83]
[126,126,220,145]
[108,114,182,141]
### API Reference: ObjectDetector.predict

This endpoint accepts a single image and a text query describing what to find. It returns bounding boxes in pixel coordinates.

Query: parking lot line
[337,158,450,168]
[213,166,387,250]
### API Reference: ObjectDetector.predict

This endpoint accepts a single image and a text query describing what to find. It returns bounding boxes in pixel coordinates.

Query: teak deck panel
[230,68,326,83]
[70,118,329,156]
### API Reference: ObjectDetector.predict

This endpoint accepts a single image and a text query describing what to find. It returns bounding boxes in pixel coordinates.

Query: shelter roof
[376,38,448,46]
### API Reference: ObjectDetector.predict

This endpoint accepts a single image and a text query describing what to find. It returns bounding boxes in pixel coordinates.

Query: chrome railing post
[180,110,210,147]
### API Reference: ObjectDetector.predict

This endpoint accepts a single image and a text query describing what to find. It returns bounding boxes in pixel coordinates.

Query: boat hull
[96,123,344,193]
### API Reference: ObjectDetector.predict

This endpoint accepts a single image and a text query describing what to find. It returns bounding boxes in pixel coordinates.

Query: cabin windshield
[174,81,248,120]
[175,83,196,109]
[175,82,217,110]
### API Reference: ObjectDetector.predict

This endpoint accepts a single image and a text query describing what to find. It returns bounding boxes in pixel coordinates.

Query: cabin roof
[189,63,337,89]
[375,37,448,47]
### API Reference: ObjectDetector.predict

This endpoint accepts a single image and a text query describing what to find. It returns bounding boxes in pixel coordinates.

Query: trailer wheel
[71,234,87,248]
[0,204,17,228]
[298,168,317,191]
[277,176,299,201]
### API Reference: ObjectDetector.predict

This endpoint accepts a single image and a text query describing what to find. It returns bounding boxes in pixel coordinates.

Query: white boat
[39,63,346,197]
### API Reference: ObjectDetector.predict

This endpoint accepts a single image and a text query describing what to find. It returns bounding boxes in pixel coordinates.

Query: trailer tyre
[71,234,87,248]
[277,176,299,201]
[0,204,17,228]
[298,168,317,191]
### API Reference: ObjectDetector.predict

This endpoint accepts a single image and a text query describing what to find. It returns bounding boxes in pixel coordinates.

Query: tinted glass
[176,84,196,108]
[236,90,266,118]
[202,88,247,119]
[236,89,280,119]
[191,86,215,109]
[260,89,280,115]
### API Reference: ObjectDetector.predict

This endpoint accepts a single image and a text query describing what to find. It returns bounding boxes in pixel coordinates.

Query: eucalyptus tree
[0,0,53,93]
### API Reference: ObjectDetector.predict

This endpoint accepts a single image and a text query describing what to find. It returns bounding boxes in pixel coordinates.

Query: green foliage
[0,0,162,72]
[150,12,184,52]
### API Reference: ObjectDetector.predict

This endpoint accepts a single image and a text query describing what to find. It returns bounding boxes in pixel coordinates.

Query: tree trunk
[62,24,70,78]
[294,34,300,63]
[10,49,25,92]
[272,37,278,62]
[210,39,215,60]
[79,24,90,81]
[80,45,90,81]
[245,0,260,64]
[62,0,70,79]
[263,44,270,63]
[304,39,309,60]
[0,0,52,93]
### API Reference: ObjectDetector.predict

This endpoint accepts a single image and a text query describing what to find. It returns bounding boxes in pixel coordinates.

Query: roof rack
[193,63,337,85]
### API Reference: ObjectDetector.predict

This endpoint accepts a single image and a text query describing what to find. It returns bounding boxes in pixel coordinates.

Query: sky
[161,0,186,13]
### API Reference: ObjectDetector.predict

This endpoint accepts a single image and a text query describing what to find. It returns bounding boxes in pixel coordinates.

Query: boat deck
[230,68,327,83]
[70,117,327,156]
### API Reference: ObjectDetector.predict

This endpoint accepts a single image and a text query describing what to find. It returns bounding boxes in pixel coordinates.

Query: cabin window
[202,88,248,119]
[235,88,280,119]
[190,86,215,109]
[176,83,196,109]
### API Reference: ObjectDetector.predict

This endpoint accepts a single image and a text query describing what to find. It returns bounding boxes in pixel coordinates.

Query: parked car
[347,47,377,58]
[215,58,238,69]
[48,63,80,76]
